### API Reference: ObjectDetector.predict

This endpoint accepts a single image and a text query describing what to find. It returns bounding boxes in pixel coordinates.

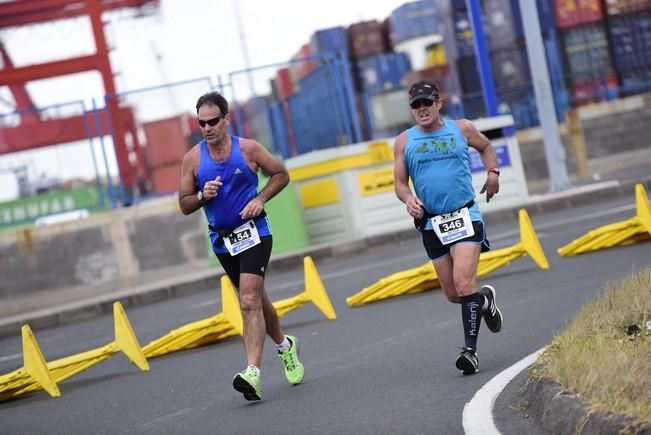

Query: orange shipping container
[290,43,317,83]
[149,162,182,194]
[143,115,191,169]
[555,0,604,29]
[275,67,295,100]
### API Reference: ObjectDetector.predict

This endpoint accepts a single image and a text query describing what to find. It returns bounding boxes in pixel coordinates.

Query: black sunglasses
[410,99,435,110]
[198,115,223,127]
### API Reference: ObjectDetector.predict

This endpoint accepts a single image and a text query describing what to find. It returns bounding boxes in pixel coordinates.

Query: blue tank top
[197,136,271,254]
[404,119,482,229]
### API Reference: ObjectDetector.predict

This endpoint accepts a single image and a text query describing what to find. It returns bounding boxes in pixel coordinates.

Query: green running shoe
[278,335,304,385]
[233,366,262,401]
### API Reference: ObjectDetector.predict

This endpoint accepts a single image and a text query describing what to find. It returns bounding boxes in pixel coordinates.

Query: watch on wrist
[197,190,204,201]
[488,167,500,176]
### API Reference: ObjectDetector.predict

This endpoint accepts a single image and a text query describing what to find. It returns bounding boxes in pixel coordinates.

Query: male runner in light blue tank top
[179,92,304,401]
[394,80,504,375]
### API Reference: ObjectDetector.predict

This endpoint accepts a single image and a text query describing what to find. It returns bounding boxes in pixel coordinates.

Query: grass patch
[530,267,651,423]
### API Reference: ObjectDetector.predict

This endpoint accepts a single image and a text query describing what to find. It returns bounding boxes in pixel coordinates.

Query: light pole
[519,0,571,191]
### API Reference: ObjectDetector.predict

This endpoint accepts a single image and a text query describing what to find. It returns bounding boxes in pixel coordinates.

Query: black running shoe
[480,285,503,333]
[455,347,479,375]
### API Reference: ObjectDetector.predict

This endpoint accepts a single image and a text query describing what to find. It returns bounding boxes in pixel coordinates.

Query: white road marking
[0,353,22,363]
[462,347,546,435]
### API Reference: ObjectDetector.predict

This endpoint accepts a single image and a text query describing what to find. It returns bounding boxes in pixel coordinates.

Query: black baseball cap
[408,80,440,105]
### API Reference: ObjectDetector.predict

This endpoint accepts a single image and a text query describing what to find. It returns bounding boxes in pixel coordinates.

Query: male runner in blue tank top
[393,80,503,375]
[179,91,304,401]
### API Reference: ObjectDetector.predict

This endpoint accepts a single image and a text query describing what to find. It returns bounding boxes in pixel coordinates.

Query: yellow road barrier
[0,302,148,401]
[558,183,651,256]
[346,209,549,307]
[143,256,336,359]
[143,275,243,358]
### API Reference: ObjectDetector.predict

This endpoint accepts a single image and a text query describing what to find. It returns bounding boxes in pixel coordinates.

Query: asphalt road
[1,194,650,434]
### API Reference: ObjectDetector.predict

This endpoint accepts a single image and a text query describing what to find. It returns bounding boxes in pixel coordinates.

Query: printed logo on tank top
[234,167,243,175]
[413,134,459,164]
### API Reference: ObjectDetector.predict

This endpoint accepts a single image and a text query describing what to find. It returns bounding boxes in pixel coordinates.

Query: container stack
[142,115,194,194]
[554,0,618,105]
[604,0,651,95]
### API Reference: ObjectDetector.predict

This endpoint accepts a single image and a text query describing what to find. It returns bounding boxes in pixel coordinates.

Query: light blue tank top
[197,136,271,254]
[404,119,482,229]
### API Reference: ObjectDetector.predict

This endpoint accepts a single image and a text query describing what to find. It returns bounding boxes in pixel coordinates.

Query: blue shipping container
[391,0,439,44]
[310,26,350,59]
[289,62,354,154]
[609,17,641,70]
[356,52,412,95]
[562,24,612,78]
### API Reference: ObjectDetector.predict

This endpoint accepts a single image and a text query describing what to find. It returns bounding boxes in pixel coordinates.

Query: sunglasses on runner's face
[410,99,435,110]
[198,115,223,127]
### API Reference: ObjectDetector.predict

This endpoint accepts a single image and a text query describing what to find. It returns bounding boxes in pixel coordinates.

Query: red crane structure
[0,0,160,198]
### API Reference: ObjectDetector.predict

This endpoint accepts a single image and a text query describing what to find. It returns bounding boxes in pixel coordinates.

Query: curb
[1,176,649,339]
[522,376,651,435]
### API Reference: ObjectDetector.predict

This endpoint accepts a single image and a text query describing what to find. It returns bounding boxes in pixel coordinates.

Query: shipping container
[356,52,412,95]
[453,10,475,58]
[390,0,439,44]
[484,0,523,49]
[425,42,448,67]
[288,62,355,155]
[367,89,413,132]
[570,74,618,105]
[310,26,350,59]
[290,43,317,83]
[490,45,531,89]
[619,66,651,95]
[555,0,603,29]
[274,67,295,101]
[348,20,388,60]
[451,0,467,11]
[634,12,651,66]
[142,115,191,169]
[149,162,182,194]
[562,23,612,79]
[394,33,443,70]
[605,0,651,16]
[403,65,455,98]
[456,56,482,93]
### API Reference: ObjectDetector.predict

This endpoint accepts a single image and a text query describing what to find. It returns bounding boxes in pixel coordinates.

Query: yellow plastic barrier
[272,256,337,320]
[143,256,336,359]
[0,302,148,401]
[143,275,243,358]
[558,183,651,256]
[346,209,549,307]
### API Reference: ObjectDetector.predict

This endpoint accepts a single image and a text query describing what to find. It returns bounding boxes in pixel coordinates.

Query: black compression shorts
[421,221,490,261]
[215,235,273,289]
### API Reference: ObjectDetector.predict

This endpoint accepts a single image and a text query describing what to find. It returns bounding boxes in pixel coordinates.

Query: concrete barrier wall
[516,93,651,182]
[0,197,206,317]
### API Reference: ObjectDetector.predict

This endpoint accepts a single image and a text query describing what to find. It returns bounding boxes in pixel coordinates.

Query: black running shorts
[421,221,490,261]
[215,235,273,289]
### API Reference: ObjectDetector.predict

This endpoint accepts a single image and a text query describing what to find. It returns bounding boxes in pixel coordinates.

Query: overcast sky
[0,0,408,201]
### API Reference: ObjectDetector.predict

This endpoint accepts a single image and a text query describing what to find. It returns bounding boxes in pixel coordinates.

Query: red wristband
[488,167,500,176]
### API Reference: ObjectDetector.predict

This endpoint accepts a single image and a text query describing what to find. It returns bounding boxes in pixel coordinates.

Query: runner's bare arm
[240,139,289,219]
[178,146,203,215]
[457,119,500,202]
[394,132,424,218]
